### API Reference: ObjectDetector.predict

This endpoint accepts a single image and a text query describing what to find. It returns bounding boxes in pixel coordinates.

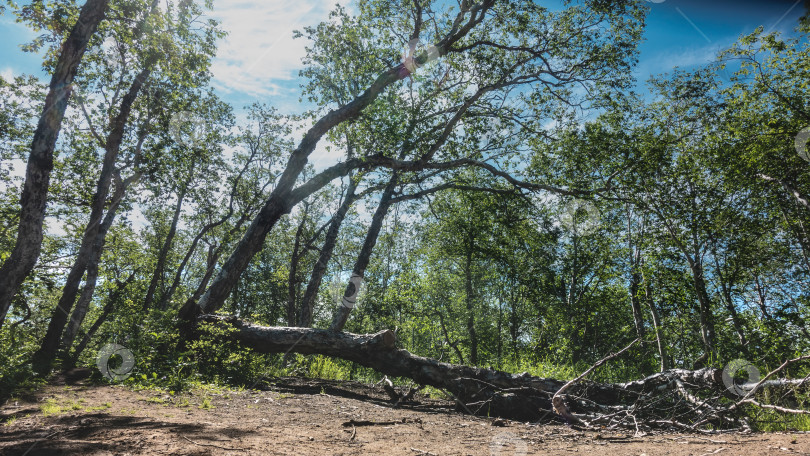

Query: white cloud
[0,67,15,81]
[636,41,728,83]
[209,0,344,98]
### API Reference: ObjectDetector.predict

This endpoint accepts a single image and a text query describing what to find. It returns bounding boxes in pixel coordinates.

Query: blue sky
[0,1,806,116]
[636,0,806,82]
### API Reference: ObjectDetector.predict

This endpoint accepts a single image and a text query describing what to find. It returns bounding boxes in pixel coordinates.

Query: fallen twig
[342,417,421,427]
[181,435,246,451]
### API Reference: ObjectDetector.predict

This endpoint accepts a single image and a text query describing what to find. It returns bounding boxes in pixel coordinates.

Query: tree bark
[59,175,132,356]
[202,314,564,421]
[60,222,108,354]
[299,178,359,327]
[330,178,398,331]
[644,276,669,372]
[32,66,151,375]
[0,0,108,328]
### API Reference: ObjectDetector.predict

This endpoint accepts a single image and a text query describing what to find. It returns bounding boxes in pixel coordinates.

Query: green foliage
[187,321,268,386]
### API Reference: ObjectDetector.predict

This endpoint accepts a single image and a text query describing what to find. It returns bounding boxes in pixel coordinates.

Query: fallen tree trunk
[197,315,810,431]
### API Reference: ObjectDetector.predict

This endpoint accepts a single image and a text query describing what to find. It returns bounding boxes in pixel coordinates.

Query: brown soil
[1,375,809,456]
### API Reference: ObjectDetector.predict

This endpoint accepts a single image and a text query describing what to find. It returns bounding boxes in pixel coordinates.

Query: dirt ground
[1,375,810,456]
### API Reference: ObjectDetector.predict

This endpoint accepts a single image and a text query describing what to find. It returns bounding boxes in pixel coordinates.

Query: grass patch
[39,398,62,416]
[198,396,214,410]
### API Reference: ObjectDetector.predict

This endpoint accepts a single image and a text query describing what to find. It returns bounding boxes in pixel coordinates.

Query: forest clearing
[3,376,810,455]
[3,0,810,454]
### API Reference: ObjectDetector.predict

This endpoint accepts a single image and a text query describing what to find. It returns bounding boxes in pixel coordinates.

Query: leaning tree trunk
[330,178,397,332]
[31,67,151,375]
[0,0,108,329]
[189,74,403,319]
[299,178,359,327]
[183,26,475,320]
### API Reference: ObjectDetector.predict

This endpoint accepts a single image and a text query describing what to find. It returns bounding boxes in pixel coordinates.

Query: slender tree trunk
[160,213,250,311]
[753,273,772,320]
[506,281,520,362]
[0,0,108,328]
[436,310,465,364]
[627,211,646,339]
[330,178,398,332]
[689,260,716,368]
[143,183,189,311]
[190,243,220,305]
[159,230,205,311]
[643,276,668,371]
[464,233,478,366]
[61,258,100,356]
[32,66,151,375]
[299,178,358,327]
[496,295,503,368]
[286,203,310,326]
[64,269,137,368]
[711,254,749,352]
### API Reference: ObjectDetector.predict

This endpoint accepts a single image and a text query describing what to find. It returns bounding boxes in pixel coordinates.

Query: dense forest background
[2,0,810,428]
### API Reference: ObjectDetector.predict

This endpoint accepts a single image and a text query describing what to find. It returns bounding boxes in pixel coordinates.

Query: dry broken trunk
[0,0,108,329]
[197,315,808,431]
